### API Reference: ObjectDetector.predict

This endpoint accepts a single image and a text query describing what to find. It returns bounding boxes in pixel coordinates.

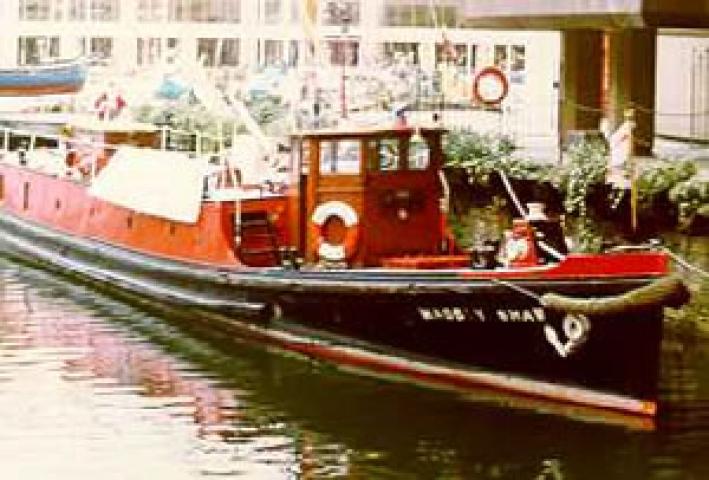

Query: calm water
[0,238,708,480]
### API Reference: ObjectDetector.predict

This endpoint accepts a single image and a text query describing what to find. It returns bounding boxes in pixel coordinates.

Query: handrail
[0,124,226,154]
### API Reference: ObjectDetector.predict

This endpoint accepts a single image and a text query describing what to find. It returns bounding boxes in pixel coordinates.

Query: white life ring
[311,201,360,262]
[95,91,126,120]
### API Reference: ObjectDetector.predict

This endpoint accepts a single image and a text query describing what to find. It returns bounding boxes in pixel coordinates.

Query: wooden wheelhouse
[289,126,448,267]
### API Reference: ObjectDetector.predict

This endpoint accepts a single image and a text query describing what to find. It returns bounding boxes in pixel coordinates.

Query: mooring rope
[490,278,542,302]
[661,247,709,280]
[608,244,709,280]
[497,169,527,218]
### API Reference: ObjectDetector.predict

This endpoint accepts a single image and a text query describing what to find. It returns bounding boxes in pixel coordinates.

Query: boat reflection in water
[4,254,709,480]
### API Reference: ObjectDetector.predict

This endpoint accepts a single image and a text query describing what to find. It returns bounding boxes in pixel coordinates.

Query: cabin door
[305,138,365,264]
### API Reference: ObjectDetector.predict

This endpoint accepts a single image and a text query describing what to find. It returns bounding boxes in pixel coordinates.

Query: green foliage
[637,160,697,203]
[245,95,286,126]
[556,139,608,218]
[669,176,709,227]
[443,129,552,185]
[133,102,245,150]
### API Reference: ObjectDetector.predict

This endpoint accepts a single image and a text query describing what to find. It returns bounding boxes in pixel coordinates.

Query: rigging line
[428,0,440,30]
[497,169,527,219]
[561,99,709,118]
[560,98,612,114]
[662,248,709,280]
[624,101,709,117]
[490,278,542,302]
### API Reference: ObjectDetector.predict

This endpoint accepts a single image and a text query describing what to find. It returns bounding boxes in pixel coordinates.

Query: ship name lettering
[417,307,485,322]
[496,308,546,323]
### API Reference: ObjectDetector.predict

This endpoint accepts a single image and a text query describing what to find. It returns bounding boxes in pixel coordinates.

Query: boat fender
[541,275,690,316]
[311,201,360,263]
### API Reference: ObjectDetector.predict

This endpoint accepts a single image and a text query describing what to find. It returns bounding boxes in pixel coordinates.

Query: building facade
[0,1,706,144]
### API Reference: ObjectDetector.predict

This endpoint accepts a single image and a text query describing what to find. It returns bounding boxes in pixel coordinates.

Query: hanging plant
[555,139,608,218]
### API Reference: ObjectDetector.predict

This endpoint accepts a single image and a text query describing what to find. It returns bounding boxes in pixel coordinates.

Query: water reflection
[0,245,708,479]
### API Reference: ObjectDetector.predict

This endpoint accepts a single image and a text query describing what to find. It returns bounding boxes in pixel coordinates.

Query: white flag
[607,120,632,188]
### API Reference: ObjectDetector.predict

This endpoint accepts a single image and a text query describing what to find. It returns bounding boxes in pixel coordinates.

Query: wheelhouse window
[373,138,400,171]
[408,135,430,170]
[319,140,360,175]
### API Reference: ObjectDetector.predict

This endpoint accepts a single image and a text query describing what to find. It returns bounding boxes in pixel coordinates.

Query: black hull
[0,212,664,415]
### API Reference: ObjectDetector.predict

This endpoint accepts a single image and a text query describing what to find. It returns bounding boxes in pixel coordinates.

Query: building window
[322,1,360,26]
[494,45,508,70]
[325,40,358,67]
[138,0,165,22]
[90,37,113,59]
[383,42,419,65]
[493,44,527,84]
[263,0,281,24]
[510,45,526,83]
[436,42,468,68]
[19,0,51,21]
[381,1,458,27]
[137,38,162,66]
[197,38,240,67]
[90,0,119,21]
[172,0,239,23]
[263,39,284,66]
[53,0,65,20]
[288,40,299,67]
[220,38,240,66]
[69,0,87,20]
[18,36,60,65]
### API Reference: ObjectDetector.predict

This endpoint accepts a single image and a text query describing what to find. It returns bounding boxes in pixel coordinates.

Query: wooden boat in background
[0,59,86,96]
[0,118,689,418]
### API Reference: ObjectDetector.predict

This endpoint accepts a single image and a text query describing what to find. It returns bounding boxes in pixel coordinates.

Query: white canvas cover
[89,147,208,224]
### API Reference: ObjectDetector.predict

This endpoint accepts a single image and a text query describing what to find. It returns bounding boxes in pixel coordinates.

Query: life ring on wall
[472,66,509,106]
[94,91,126,120]
[311,201,360,262]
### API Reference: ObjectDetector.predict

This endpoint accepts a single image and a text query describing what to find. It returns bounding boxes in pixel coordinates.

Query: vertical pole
[341,43,347,118]
[161,126,167,150]
[690,47,697,138]
[627,108,638,233]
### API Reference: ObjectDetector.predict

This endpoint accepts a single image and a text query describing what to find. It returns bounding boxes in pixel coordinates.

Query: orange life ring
[311,201,360,262]
[472,66,509,106]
